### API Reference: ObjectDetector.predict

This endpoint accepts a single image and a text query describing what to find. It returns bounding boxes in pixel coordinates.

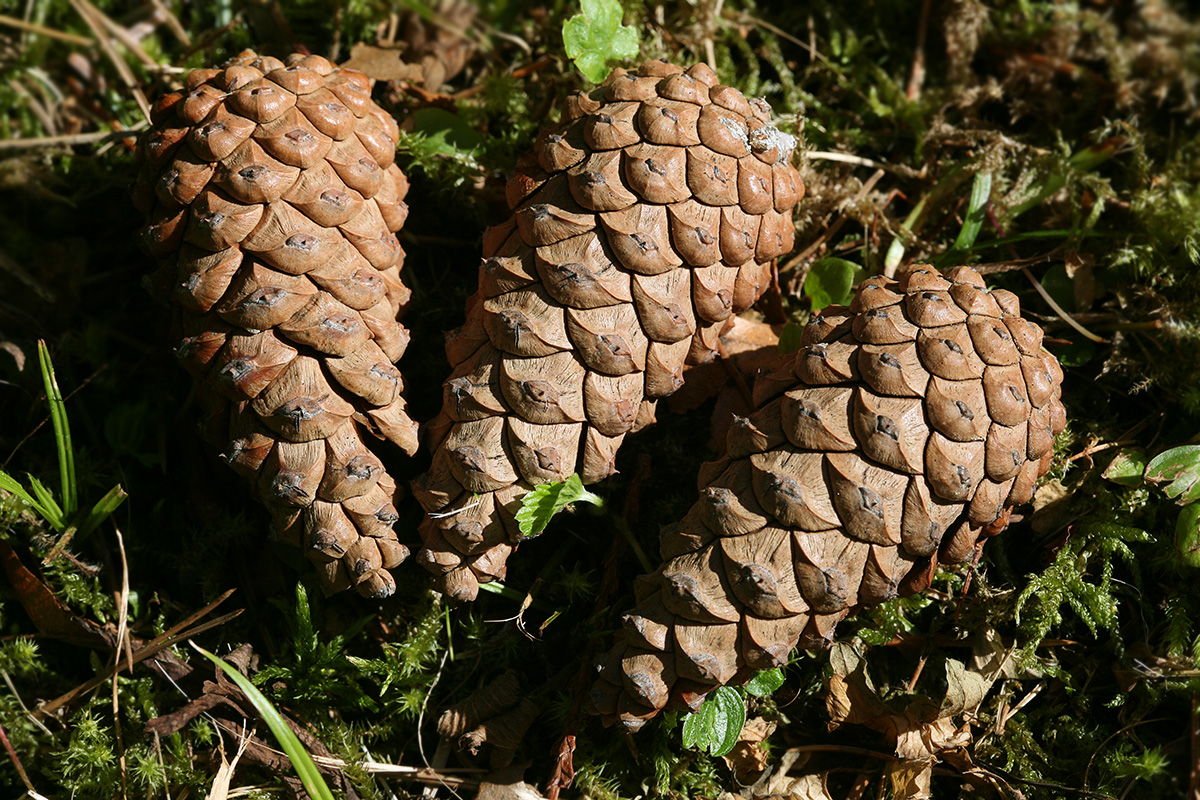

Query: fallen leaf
[943,657,989,715]
[721,716,776,783]
[341,43,426,82]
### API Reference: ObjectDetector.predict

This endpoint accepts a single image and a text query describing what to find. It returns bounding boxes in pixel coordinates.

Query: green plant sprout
[516,473,604,537]
[1145,445,1200,567]
[0,341,126,559]
[562,0,640,84]
[680,668,784,757]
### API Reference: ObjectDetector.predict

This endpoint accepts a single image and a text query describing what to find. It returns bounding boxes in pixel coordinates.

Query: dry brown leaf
[826,642,994,795]
[721,716,777,784]
[341,43,426,82]
[1030,478,1072,534]
[476,768,545,800]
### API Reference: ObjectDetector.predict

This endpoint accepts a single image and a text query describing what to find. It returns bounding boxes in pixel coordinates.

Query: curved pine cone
[132,51,418,599]
[412,60,805,602]
[589,264,1067,730]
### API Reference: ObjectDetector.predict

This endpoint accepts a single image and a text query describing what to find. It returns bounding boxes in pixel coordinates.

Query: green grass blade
[37,341,76,517]
[952,170,992,252]
[192,644,337,800]
[25,475,64,531]
[76,484,128,538]
[0,470,51,518]
[935,170,993,267]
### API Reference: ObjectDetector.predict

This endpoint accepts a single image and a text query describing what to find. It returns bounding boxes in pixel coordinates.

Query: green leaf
[1175,503,1200,568]
[1102,449,1148,487]
[952,171,992,252]
[1039,264,1076,313]
[803,258,864,313]
[777,321,804,354]
[681,686,745,757]
[192,644,336,800]
[515,474,604,537]
[562,0,640,84]
[743,668,785,697]
[1146,445,1200,504]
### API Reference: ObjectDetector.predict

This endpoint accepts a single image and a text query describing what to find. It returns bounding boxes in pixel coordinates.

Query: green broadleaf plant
[777,321,804,355]
[681,685,744,757]
[681,669,784,755]
[562,0,639,84]
[515,474,604,537]
[743,667,785,697]
[0,341,126,554]
[1102,449,1148,487]
[1144,445,1200,567]
[1145,445,1200,503]
[802,257,865,312]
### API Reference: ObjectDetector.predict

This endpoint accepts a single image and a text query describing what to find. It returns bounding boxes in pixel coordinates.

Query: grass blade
[935,170,993,268]
[36,341,76,517]
[191,644,337,800]
[25,475,64,531]
[77,484,128,538]
[953,171,992,251]
[0,470,49,517]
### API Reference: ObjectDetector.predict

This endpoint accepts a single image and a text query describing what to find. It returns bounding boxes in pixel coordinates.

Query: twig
[111,524,132,799]
[67,0,151,122]
[807,150,893,171]
[147,0,190,45]
[0,13,92,45]
[782,167,888,277]
[95,13,160,70]
[971,245,1067,274]
[728,11,826,61]
[0,722,36,794]
[906,0,933,100]
[2,669,52,735]
[35,591,240,718]
[1022,267,1106,343]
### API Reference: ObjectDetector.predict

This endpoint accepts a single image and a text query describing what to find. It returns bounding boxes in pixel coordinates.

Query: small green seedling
[0,341,126,558]
[680,668,784,757]
[516,473,604,537]
[802,257,866,313]
[562,0,639,84]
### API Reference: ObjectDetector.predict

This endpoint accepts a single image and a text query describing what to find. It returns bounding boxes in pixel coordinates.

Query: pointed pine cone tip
[134,50,417,599]
[413,59,806,598]
[589,262,1066,729]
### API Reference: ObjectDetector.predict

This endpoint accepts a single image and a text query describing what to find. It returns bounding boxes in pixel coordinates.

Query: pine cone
[413,60,805,601]
[589,264,1067,730]
[132,51,418,598]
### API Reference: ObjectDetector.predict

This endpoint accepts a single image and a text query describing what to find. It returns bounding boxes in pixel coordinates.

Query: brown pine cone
[412,60,805,602]
[589,264,1067,730]
[133,51,418,599]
